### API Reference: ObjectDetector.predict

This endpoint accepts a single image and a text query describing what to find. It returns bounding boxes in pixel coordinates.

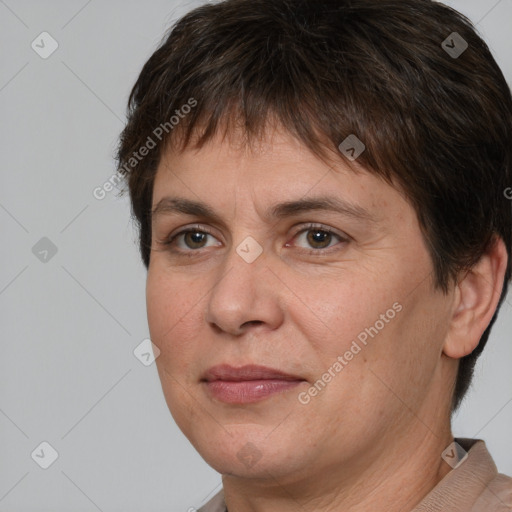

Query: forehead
[160,119,358,181]
[152,125,409,228]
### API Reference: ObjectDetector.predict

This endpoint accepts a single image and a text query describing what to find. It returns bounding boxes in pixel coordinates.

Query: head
[117,0,511,481]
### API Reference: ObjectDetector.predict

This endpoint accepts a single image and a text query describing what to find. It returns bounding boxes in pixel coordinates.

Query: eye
[288,224,348,253]
[158,223,349,256]
[162,225,221,252]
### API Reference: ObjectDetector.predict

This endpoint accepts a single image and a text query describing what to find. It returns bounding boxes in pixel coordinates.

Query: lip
[202,364,303,382]
[201,364,306,404]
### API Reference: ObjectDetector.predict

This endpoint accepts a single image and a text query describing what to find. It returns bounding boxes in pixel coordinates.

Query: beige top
[198,438,512,512]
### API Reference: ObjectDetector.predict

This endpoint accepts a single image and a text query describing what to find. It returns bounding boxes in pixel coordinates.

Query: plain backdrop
[0,0,511,510]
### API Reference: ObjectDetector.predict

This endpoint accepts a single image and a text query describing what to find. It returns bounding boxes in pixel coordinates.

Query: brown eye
[183,231,209,249]
[306,229,334,249]
[289,224,349,254]
[164,225,221,253]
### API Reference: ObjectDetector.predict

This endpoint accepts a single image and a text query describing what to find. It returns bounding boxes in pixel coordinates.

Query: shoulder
[453,438,512,511]
[472,472,512,511]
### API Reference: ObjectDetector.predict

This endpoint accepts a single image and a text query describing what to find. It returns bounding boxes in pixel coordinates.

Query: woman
[116,1,512,510]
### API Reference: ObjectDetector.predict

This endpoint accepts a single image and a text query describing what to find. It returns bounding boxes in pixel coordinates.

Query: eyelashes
[287,224,349,253]
[158,223,350,256]
[163,225,219,252]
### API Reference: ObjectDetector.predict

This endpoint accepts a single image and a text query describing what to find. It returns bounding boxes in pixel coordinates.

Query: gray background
[0,0,511,510]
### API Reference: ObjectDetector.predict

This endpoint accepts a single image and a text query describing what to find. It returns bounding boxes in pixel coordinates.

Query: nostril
[242,320,263,328]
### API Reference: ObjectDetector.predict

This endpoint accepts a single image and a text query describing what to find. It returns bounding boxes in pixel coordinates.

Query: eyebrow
[151,196,379,226]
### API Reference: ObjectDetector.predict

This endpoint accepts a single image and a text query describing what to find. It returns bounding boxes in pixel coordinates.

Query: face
[146,125,454,485]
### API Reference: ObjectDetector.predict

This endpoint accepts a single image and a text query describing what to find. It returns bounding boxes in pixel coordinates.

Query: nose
[204,243,284,336]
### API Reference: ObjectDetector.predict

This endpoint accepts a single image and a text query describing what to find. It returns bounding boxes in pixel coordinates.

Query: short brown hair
[116,0,512,413]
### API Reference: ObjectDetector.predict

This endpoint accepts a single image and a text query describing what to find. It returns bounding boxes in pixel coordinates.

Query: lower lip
[204,379,304,404]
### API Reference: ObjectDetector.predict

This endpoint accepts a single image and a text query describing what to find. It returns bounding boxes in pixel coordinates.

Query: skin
[146,123,507,512]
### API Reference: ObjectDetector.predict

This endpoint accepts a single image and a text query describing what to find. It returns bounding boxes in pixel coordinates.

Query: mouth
[201,364,307,404]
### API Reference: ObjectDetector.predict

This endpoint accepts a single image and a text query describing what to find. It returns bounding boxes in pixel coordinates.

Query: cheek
[351,288,452,413]
[146,270,172,341]
[146,269,202,366]
[286,272,389,359]
[147,270,206,427]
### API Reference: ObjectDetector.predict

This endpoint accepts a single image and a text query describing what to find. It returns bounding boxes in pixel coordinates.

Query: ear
[443,236,508,359]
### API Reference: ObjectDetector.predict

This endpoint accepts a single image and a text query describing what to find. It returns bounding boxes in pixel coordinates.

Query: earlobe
[443,236,508,359]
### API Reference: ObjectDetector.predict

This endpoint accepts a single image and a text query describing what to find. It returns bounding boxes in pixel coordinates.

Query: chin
[189,426,309,480]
